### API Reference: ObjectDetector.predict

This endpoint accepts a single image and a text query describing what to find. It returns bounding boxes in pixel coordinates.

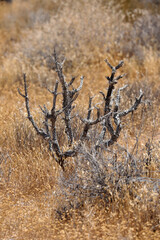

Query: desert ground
[0,0,160,239]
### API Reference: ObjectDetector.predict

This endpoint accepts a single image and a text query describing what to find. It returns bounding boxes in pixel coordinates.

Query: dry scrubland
[0,0,160,239]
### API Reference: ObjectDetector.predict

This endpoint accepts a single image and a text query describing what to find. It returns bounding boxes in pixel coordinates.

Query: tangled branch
[18,52,143,170]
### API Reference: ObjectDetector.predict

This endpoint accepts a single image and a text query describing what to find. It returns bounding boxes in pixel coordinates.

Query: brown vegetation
[0,0,160,239]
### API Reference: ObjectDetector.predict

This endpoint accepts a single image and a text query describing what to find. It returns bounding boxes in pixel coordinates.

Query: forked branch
[18,74,48,139]
[18,54,143,170]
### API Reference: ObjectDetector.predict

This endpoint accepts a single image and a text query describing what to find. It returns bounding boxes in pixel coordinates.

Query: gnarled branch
[18,54,143,170]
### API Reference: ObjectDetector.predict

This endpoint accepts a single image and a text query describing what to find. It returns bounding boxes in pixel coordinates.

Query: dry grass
[0,0,160,239]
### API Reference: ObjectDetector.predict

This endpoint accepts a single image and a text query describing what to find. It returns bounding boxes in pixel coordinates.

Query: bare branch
[53,50,73,145]
[114,73,126,82]
[114,85,128,113]
[17,88,25,98]
[68,75,79,87]
[97,60,134,150]
[18,55,143,171]
[73,76,84,93]
[80,96,94,140]
[18,74,48,139]
[79,112,112,125]
[56,93,79,117]
[99,91,106,101]
[52,80,59,110]
[119,90,144,118]
[115,60,124,70]
[104,58,114,70]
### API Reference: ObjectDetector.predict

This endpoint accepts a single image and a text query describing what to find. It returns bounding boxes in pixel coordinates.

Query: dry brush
[18,50,143,171]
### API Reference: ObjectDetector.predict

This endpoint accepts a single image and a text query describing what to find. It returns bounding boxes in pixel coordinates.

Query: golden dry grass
[0,0,160,239]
